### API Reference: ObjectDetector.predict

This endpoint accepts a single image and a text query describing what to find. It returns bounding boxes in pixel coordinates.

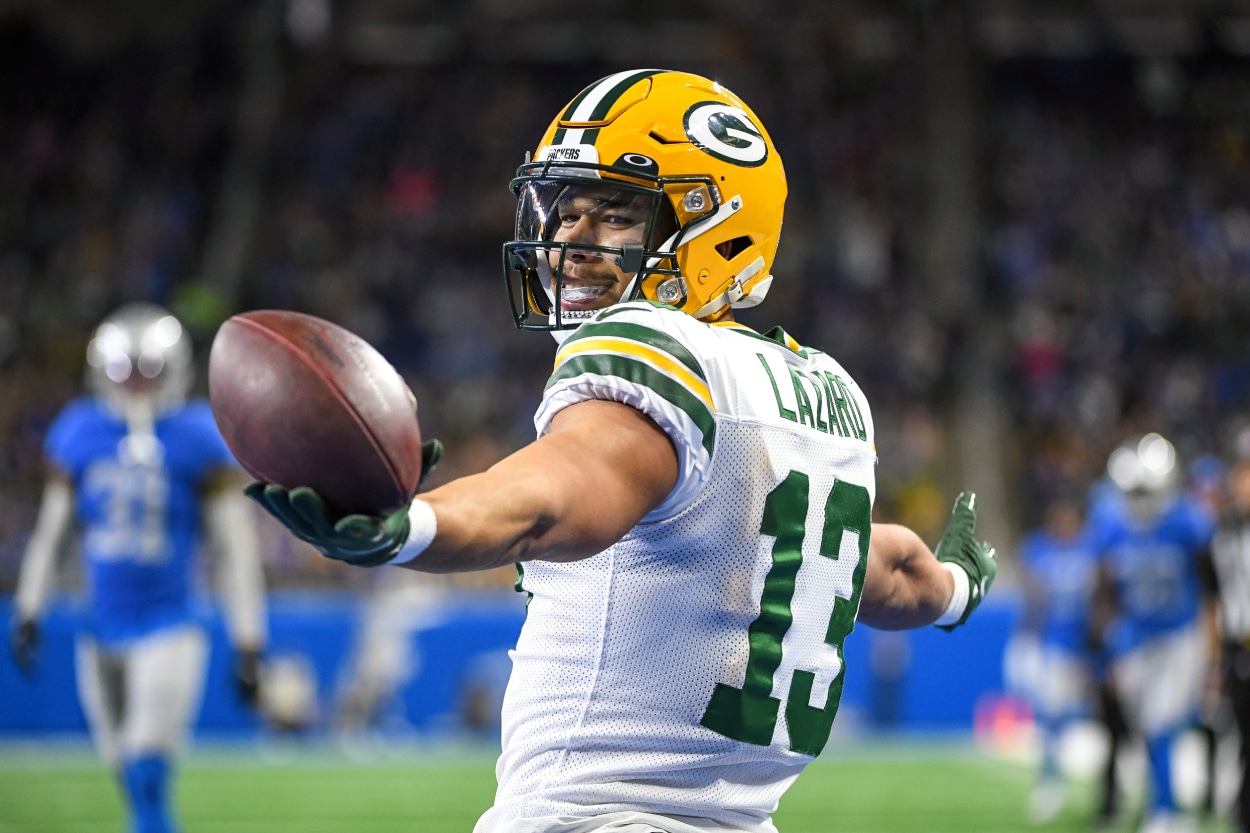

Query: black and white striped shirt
[1211,512,1250,642]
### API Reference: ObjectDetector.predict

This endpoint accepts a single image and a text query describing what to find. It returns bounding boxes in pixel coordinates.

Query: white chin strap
[693,256,770,319]
[650,194,773,320]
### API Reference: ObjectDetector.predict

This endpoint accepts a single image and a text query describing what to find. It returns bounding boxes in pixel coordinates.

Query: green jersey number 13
[700,470,869,757]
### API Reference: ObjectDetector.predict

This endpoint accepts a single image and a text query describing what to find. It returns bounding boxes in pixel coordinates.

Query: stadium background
[0,0,1247,830]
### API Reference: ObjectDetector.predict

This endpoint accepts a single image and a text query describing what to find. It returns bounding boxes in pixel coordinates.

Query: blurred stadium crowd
[2,1,1250,592]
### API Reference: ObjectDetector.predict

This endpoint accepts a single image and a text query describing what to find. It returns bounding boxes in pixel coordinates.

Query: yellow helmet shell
[531,69,787,321]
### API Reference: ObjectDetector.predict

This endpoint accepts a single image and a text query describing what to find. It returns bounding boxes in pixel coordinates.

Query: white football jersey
[477,302,877,833]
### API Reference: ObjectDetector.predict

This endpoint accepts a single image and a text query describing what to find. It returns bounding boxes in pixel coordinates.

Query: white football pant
[75,625,208,767]
[1004,634,1093,721]
[1111,623,1207,738]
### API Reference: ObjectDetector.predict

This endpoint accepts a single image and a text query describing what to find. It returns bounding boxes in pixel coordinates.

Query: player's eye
[603,211,640,226]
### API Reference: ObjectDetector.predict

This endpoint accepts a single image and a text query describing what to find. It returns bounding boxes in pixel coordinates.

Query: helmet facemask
[504,167,684,330]
[1107,433,1179,525]
[86,304,192,462]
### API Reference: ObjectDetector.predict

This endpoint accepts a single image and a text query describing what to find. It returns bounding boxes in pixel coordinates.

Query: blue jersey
[1019,526,1099,653]
[1090,496,1215,652]
[45,398,236,644]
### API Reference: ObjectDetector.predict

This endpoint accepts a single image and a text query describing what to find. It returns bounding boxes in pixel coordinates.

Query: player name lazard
[756,352,868,440]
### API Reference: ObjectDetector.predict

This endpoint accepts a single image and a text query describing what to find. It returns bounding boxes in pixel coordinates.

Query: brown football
[208,310,423,515]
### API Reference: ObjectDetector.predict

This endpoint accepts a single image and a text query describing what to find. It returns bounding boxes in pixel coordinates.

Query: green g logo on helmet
[683,102,769,167]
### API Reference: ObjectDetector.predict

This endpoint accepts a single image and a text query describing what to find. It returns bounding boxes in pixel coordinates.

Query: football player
[250,70,998,833]
[1010,492,1099,824]
[10,303,268,833]
[1090,433,1218,833]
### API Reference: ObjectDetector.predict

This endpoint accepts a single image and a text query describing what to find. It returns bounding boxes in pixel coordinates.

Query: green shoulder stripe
[562,320,707,383]
[546,353,716,458]
[722,324,810,357]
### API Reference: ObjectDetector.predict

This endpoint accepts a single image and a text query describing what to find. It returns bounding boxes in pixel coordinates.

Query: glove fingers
[420,438,443,488]
[244,481,287,521]
[288,487,340,539]
[247,484,318,543]
[946,491,977,534]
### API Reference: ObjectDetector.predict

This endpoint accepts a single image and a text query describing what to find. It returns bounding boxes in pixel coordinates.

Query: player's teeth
[561,285,607,303]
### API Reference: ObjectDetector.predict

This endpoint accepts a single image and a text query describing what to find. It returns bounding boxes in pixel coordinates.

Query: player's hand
[934,491,997,631]
[10,618,40,676]
[234,647,263,708]
[419,438,443,488]
[245,483,411,567]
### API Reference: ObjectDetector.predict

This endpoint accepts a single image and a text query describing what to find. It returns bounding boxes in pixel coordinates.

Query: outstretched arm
[859,523,953,630]
[410,399,679,572]
[248,398,680,572]
[858,493,997,632]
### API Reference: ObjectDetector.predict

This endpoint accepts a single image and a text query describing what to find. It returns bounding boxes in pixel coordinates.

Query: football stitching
[234,314,408,506]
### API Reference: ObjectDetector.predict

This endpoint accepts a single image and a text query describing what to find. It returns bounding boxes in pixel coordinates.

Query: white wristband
[389,499,437,565]
[934,561,970,627]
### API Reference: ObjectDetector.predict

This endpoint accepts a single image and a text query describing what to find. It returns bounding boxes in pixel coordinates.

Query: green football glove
[245,438,443,568]
[417,438,443,488]
[246,482,411,567]
[933,491,997,632]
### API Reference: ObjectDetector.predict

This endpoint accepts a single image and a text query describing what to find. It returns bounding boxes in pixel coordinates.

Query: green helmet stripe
[560,79,601,121]
[553,69,667,147]
[585,69,661,122]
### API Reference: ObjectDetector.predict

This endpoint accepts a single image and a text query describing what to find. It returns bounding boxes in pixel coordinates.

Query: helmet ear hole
[717,236,753,262]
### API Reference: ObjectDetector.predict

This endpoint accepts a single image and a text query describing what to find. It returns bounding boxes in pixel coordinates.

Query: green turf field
[0,740,1236,833]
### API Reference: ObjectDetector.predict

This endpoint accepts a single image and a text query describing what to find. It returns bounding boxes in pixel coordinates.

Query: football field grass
[0,739,1236,833]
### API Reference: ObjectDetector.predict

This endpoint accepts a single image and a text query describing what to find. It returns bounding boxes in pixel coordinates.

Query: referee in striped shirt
[1211,430,1250,833]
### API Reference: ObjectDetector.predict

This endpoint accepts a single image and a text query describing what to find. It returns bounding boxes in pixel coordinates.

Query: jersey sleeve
[534,306,715,522]
[43,398,97,478]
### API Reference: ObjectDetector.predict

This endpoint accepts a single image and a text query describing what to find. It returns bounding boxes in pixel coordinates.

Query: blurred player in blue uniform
[1009,491,1099,824]
[1091,433,1218,833]
[9,303,268,833]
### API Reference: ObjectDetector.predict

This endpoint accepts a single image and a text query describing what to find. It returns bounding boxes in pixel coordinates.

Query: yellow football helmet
[504,69,788,329]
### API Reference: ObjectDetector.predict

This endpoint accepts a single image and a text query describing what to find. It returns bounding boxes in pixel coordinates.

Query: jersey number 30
[700,471,869,757]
